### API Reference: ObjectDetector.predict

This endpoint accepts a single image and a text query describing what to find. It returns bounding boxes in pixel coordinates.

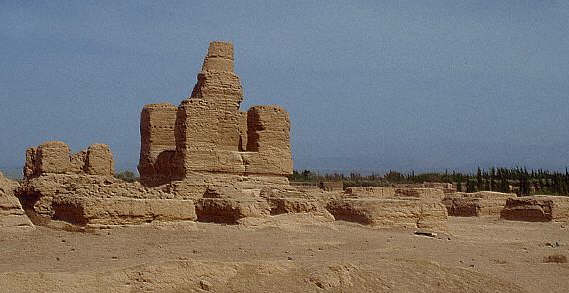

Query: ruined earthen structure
[18,141,196,228]
[0,171,33,231]
[442,191,516,217]
[12,42,455,231]
[344,187,396,198]
[318,181,343,191]
[138,41,292,194]
[326,197,448,230]
[324,186,449,230]
[14,42,294,228]
[500,195,569,222]
[24,141,114,178]
[345,187,445,201]
[416,182,457,194]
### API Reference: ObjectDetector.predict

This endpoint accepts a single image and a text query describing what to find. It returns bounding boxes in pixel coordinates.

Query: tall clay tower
[138,42,292,192]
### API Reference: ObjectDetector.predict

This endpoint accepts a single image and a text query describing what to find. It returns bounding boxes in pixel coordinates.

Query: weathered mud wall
[0,171,33,230]
[138,103,178,184]
[500,196,569,222]
[24,141,114,179]
[138,41,293,186]
[443,191,515,217]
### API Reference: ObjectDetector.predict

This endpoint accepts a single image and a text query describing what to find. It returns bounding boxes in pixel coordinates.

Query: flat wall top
[207,41,233,59]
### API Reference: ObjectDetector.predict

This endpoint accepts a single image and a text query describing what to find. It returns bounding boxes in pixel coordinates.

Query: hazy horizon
[2,1,568,174]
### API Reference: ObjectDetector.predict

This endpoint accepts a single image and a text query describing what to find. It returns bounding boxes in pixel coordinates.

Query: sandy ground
[1,216,568,292]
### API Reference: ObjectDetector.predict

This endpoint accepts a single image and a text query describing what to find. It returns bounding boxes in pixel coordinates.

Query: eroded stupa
[11,41,449,229]
[138,41,293,194]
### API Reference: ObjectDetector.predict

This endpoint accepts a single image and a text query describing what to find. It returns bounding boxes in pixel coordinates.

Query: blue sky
[1,1,568,173]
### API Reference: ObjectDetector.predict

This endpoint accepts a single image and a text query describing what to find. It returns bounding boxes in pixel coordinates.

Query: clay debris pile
[0,171,33,230]
[443,191,516,217]
[500,195,569,222]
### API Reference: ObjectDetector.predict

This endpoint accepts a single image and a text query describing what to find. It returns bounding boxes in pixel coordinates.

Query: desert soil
[1,216,568,292]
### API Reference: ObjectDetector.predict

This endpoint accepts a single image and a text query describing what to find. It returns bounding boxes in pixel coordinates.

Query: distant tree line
[288,167,569,197]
